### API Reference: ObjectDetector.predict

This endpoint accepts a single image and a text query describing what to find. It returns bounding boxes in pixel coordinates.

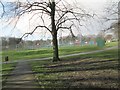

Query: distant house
[104,34,113,43]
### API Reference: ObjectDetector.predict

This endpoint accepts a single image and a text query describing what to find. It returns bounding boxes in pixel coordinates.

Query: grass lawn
[1,41,118,62]
[30,48,118,88]
[2,63,17,82]
[105,41,118,47]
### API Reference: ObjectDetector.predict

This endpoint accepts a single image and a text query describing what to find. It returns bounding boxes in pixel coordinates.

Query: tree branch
[56,17,81,30]
[21,25,51,39]
[0,1,5,18]
[57,24,73,30]
[56,10,69,26]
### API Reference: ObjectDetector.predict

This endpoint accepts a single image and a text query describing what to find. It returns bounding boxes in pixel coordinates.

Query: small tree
[1,0,93,62]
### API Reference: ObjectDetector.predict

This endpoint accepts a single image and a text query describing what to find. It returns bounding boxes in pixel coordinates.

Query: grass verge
[30,48,118,88]
[2,63,17,82]
[1,42,118,61]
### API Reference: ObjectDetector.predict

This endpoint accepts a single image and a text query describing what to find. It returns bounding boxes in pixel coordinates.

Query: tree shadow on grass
[33,64,118,75]
[44,59,117,69]
[35,77,118,88]
[33,58,118,74]
[31,58,119,88]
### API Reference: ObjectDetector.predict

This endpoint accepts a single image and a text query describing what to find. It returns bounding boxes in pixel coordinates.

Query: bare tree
[102,1,119,30]
[103,1,118,21]
[0,0,93,62]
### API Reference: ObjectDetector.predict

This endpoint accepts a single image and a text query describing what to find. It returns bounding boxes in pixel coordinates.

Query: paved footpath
[3,61,40,89]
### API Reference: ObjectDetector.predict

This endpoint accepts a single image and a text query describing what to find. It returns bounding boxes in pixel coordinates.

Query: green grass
[59,45,100,55]
[1,41,118,62]
[63,48,118,60]
[2,48,53,61]
[2,63,17,82]
[30,48,118,88]
[105,41,118,47]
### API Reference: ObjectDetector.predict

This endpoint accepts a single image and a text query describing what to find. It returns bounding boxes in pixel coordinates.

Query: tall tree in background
[0,0,92,62]
[103,0,119,37]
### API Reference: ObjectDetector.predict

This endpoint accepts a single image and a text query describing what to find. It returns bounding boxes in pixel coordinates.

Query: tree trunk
[51,1,60,62]
[52,33,60,62]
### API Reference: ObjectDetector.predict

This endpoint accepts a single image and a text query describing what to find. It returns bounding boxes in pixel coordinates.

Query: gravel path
[3,61,40,89]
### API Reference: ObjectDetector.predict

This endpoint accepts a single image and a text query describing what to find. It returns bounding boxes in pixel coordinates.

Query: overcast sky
[0,0,119,40]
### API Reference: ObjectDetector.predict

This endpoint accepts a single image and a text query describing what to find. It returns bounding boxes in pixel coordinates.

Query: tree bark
[52,32,60,62]
[51,1,60,62]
